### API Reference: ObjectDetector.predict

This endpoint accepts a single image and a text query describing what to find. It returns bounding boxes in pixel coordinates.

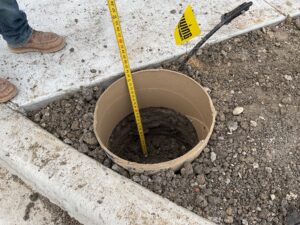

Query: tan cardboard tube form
[94,69,216,173]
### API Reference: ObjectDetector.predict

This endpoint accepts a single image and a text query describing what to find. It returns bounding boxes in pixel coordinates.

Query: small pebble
[226,207,233,216]
[233,107,244,115]
[242,219,249,225]
[225,178,231,185]
[203,147,210,153]
[63,138,73,145]
[224,216,234,224]
[219,112,226,121]
[210,152,217,162]
[180,162,194,177]
[253,162,259,169]
[78,143,89,153]
[103,158,112,168]
[194,165,202,175]
[227,121,238,132]
[71,120,80,130]
[250,120,257,127]
[197,174,206,185]
[265,167,272,174]
[170,9,176,14]
[112,164,129,177]
[271,194,276,201]
[281,96,292,104]
[284,75,293,81]
[82,132,98,145]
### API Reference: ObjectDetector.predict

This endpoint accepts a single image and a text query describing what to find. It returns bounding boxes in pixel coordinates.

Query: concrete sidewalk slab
[0,104,215,225]
[265,0,300,17]
[0,0,285,110]
[0,166,80,225]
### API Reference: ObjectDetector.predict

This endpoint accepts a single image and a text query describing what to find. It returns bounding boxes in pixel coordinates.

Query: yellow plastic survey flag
[174,4,201,45]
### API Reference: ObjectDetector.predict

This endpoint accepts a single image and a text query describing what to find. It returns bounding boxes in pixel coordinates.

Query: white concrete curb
[0,104,215,225]
[0,166,76,225]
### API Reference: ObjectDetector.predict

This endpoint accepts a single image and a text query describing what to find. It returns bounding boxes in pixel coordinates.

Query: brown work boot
[0,78,17,103]
[9,30,66,53]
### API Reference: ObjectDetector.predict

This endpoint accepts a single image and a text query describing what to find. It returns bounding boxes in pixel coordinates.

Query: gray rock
[242,219,249,225]
[233,107,244,115]
[112,164,129,177]
[132,175,141,183]
[210,152,217,162]
[250,120,257,127]
[103,158,112,168]
[180,162,194,177]
[87,147,106,163]
[82,131,98,145]
[81,87,94,101]
[196,174,206,185]
[275,30,289,42]
[78,143,89,153]
[207,196,220,205]
[194,164,203,175]
[71,120,80,130]
[226,207,233,216]
[63,138,73,145]
[294,17,300,30]
[219,112,226,121]
[195,195,208,208]
[33,113,41,122]
[281,96,292,104]
[265,167,272,174]
[253,162,259,169]
[227,121,238,132]
[240,121,248,130]
[224,216,234,224]
[284,75,293,81]
[203,147,210,153]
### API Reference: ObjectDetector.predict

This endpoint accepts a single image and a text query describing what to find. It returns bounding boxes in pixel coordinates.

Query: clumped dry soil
[28,18,300,225]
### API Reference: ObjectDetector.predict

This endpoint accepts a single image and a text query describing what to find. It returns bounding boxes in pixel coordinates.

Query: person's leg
[0,78,17,103]
[0,0,66,53]
[0,0,32,47]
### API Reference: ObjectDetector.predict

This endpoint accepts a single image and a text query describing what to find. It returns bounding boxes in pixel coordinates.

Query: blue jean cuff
[8,27,33,48]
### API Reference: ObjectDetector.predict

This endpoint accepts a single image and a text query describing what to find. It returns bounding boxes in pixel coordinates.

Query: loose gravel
[28,18,300,225]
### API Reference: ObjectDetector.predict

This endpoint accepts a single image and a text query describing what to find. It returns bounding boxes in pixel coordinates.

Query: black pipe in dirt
[178,1,253,70]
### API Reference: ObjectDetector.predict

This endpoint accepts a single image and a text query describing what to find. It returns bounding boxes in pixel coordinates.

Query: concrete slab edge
[17,14,288,112]
[0,104,216,225]
[263,0,300,17]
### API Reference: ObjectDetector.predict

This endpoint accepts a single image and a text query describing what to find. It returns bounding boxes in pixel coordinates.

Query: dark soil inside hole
[108,107,199,164]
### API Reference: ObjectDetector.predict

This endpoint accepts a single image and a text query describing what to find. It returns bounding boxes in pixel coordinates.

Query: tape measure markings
[108,0,148,156]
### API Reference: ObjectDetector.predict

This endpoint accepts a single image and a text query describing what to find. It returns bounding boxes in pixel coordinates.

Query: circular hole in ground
[108,107,199,164]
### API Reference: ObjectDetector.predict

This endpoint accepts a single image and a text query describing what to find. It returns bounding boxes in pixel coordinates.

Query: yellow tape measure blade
[108,0,148,156]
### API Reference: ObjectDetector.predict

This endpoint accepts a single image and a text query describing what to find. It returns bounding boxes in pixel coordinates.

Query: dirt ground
[28,18,300,225]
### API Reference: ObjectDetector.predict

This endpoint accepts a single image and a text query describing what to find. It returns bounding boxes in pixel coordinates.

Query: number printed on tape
[174,4,201,45]
[108,0,148,156]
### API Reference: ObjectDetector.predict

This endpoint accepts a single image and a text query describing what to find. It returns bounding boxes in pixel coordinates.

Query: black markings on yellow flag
[174,4,201,45]
[178,15,192,40]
